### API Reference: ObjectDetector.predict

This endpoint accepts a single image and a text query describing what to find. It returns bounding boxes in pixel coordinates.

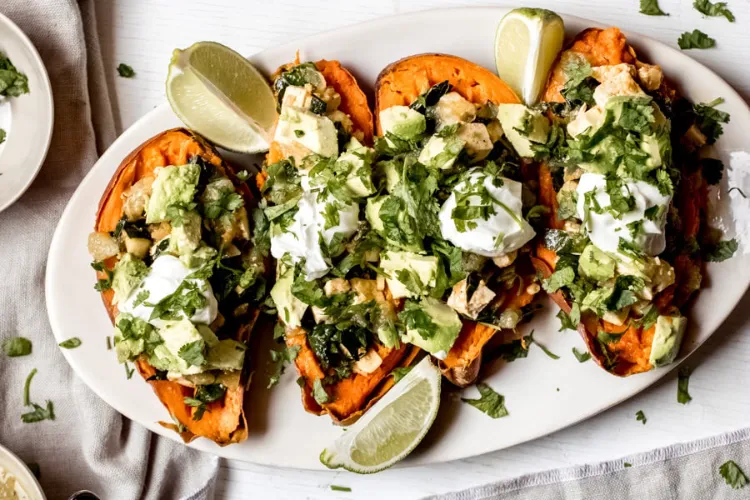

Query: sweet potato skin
[537,29,705,376]
[375,53,520,135]
[94,128,253,444]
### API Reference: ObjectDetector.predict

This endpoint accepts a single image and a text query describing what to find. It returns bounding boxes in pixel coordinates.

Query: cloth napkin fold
[0,1,218,498]
[424,427,750,500]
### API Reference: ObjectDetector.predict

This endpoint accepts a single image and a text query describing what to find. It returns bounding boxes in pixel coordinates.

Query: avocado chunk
[274,105,339,158]
[380,105,426,140]
[365,196,387,232]
[111,253,149,305]
[339,138,376,197]
[270,265,308,328]
[418,135,465,170]
[496,103,550,158]
[169,210,202,261]
[146,163,201,224]
[649,315,687,368]
[579,244,617,282]
[149,318,207,376]
[380,161,401,192]
[380,250,439,299]
[206,339,246,371]
[113,313,153,362]
[400,297,462,358]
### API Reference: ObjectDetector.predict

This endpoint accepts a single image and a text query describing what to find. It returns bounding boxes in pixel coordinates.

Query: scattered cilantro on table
[117,63,135,78]
[693,0,735,22]
[678,30,716,50]
[640,0,669,16]
[719,460,748,489]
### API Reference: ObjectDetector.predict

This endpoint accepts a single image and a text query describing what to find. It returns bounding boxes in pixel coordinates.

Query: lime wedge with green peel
[495,8,565,105]
[320,357,441,474]
[166,41,277,153]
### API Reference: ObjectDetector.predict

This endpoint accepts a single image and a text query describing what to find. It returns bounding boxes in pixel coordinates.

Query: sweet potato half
[376,54,538,386]
[535,28,706,376]
[260,59,417,424]
[95,128,255,444]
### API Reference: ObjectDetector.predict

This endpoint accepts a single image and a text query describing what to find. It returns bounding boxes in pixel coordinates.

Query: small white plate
[0,12,54,214]
[0,443,46,500]
[46,7,750,469]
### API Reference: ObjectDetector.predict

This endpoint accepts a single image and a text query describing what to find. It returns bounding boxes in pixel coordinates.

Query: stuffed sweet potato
[529,27,725,375]
[90,128,268,444]
[373,54,542,387]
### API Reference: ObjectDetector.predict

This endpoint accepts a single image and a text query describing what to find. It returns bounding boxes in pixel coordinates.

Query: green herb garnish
[677,366,692,404]
[0,52,29,96]
[640,0,669,15]
[461,383,509,419]
[2,336,32,357]
[572,347,591,363]
[693,0,735,22]
[268,345,301,388]
[636,410,647,424]
[117,63,135,78]
[58,337,82,349]
[678,30,716,50]
[719,460,748,489]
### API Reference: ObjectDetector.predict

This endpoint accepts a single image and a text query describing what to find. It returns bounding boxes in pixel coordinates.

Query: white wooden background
[94,1,750,498]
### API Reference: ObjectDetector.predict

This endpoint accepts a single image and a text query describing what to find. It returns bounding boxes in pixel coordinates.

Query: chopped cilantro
[461,383,509,419]
[640,0,669,15]
[678,30,716,50]
[391,366,413,384]
[313,378,329,405]
[124,362,135,379]
[719,460,748,489]
[330,485,352,492]
[203,190,243,220]
[636,410,647,424]
[117,63,135,78]
[694,98,730,144]
[572,347,591,363]
[21,401,55,424]
[497,336,531,362]
[560,55,596,107]
[268,345,300,388]
[693,0,735,22]
[149,280,208,321]
[23,368,37,406]
[91,261,114,292]
[704,239,738,262]
[2,336,32,357]
[557,303,580,332]
[677,366,692,404]
[0,52,29,96]
[624,462,633,468]
[543,267,575,293]
[529,331,559,360]
[178,340,206,367]
[0,128,5,144]
[598,330,625,344]
[58,337,82,349]
[184,384,227,421]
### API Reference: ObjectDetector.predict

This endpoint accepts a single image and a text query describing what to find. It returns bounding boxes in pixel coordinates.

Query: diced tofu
[456,123,493,162]
[353,349,383,375]
[446,279,496,319]
[636,62,663,91]
[281,85,312,110]
[492,250,517,269]
[434,92,476,129]
[350,278,378,304]
[591,64,645,108]
[122,176,154,221]
[312,306,329,324]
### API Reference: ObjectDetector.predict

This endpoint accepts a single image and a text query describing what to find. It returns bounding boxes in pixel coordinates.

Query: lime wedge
[166,41,277,153]
[495,8,565,105]
[320,357,441,474]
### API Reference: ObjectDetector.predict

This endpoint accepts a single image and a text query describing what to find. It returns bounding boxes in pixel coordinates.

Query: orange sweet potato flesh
[375,53,520,134]
[95,128,252,444]
[536,29,705,376]
[263,59,374,168]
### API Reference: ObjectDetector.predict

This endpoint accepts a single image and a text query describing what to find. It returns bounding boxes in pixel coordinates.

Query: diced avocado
[615,254,675,300]
[649,315,687,368]
[381,161,401,192]
[401,297,462,358]
[270,265,308,328]
[380,250,438,299]
[113,313,156,362]
[497,104,550,158]
[380,106,426,140]
[274,106,339,158]
[169,210,202,260]
[456,123,493,162]
[579,244,617,282]
[206,339,246,371]
[419,135,465,169]
[338,141,375,197]
[146,164,200,224]
[581,286,613,316]
[180,244,218,269]
[115,337,144,363]
[434,92,476,129]
[111,253,149,305]
[365,196,388,232]
[567,107,605,138]
[151,319,206,375]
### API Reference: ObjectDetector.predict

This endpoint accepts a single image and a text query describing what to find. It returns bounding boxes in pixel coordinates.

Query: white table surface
[94,1,750,498]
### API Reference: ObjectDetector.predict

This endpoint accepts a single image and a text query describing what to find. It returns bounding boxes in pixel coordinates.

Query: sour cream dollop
[118,254,218,327]
[576,172,671,256]
[438,170,535,257]
[270,189,359,280]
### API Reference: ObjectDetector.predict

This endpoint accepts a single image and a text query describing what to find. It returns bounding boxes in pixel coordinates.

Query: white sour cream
[118,254,218,327]
[576,172,671,256]
[438,170,535,257]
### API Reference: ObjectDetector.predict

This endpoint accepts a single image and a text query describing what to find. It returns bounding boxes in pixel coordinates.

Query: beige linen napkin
[0,1,218,498]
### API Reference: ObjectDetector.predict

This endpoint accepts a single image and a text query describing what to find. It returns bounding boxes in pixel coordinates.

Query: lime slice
[320,357,441,474]
[166,41,277,153]
[495,8,565,105]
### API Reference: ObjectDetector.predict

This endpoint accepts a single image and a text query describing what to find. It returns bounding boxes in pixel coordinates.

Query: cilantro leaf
[678,30,716,50]
[560,55,596,107]
[0,52,29,97]
[23,368,37,406]
[529,331,559,360]
[496,336,531,362]
[677,366,692,404]
[204,190,244,220]
[636,410,647,424]
[183,383,227,421]
[2,336,32,357]
[178,340,205,367]
[313,378,330,405]
[58,337,82,349]
[543,267,575,293]
[694,98,730,144]
[21,401,55,424]
[399,300,438,340]
[117,63,135,78]
[267,345,300,388]
[330,485,352,492]
[598,330,625,344]
[572,347,591,363]
[719,461,749,489]
[640,0,669,15]
[461,383,509,419]
[693,0,735,22]
[391,366,413,384]
[557,305,580,332]
[91,261,114,292]
[704,239,738,262]
[0,128,5,144]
